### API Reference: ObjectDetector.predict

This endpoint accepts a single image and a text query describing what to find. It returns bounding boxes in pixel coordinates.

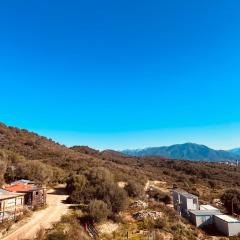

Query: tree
[13,160,53,183]
[89,199,110,222]
[221,189,240,214]
[67,175,87,203]
[106,183,128,213]
[0,160,7,186]
[67,168,128,214]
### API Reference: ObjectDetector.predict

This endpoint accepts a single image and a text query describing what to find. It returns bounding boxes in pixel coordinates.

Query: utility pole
[232,196,237,215]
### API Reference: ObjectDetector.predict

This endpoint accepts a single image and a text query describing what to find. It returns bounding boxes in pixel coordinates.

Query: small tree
[89,199,110,222]
[148,189,171,204]
[0,160,7,186]
[221,189,240,214]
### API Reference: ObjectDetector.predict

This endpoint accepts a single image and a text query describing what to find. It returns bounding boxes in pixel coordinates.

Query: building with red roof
[3,182,46,209]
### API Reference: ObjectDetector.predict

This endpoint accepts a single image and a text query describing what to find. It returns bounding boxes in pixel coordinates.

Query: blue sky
[0,0,240,150]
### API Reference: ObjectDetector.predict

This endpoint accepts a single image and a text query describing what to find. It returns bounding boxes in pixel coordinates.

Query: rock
[130,200,148,209]
[133,210,162,220]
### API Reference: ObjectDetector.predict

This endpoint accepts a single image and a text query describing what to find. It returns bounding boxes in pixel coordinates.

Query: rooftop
[215,215,240,223]
[0,189,25,200]
[3,184,40,193]
[173,189,187,194]
[10,179,35,185]
[189,210,220,216]
[200,205,219,211]
[0,189,11,194]
[174,189,198,199]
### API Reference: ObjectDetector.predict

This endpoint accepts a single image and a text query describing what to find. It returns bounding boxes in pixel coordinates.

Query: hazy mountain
[229,148,240,155]
[123,143,239,162]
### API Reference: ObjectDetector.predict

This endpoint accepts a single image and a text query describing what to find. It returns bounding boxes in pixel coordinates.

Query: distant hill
[123,143,239,162]
[229,148,240,156]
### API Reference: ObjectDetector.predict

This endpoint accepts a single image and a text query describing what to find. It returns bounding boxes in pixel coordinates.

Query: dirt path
[2,186,70,240]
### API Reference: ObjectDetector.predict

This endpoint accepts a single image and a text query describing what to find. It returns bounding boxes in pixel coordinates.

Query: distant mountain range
[229,148,240,155]
[123,143,240,162]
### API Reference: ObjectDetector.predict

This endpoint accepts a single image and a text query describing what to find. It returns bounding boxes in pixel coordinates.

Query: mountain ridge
[229,148,240,155]
[122,143,240,162]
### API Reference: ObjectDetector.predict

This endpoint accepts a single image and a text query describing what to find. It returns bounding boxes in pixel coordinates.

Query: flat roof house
[4,183,46,209]
[173,189,199,217]
[189,209,221,228]
[0,189,25,223]
[214,215,240,237]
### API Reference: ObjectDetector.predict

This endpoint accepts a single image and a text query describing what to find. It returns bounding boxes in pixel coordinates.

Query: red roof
[4,184,34,192]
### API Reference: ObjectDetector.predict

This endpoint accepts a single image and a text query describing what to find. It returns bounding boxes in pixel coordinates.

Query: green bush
[67,168,128,215]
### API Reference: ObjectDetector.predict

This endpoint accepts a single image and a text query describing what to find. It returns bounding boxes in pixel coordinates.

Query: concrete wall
[214,215,240,236]
[228,222,240,236]
[173,191,180,210]
[187,197,198,211]
[214,216,229,236]
[0,196,24,223]
[195,215,213,227]
[173,190,199,217]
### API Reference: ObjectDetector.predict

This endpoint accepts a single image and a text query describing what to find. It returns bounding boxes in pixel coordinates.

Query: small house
[189,209,221,227]
[173,189,199,217]
[4,183,46,209]
[0,189,25,223]
[214,215,240,237]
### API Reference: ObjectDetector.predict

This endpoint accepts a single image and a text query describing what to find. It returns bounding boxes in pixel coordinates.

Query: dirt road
[2,186,70,240]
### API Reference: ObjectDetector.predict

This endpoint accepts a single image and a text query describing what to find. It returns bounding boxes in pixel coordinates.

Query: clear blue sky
[0,0,240,150]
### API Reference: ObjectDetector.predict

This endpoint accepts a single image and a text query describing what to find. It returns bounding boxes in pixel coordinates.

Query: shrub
[148,189,171,204]
[67,168,128,214]
[47,232,68,240]
[89,199,110,222]
[221,189,240,214]
[124,180,144,198]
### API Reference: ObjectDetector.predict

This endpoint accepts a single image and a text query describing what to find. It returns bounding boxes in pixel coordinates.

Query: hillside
[2,122,240,239]
[123,143,239,162]
[1,122,240,189]
[0,122,146,185]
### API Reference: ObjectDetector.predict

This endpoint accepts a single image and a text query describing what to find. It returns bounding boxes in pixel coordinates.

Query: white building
[214,215,240,237]
[189,209,221,227]
[0,189,25,223]
[173,189,199,217]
